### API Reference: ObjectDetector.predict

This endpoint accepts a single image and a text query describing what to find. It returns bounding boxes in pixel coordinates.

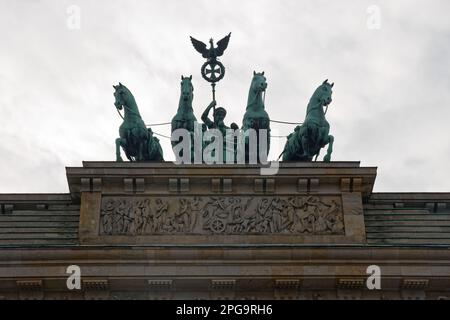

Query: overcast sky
[0,0,449,193]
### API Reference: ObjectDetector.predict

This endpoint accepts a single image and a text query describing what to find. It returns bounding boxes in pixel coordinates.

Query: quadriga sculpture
[171,75,198,161]
[281,80,334,162]
[113,83,164,162]
[242,71,270,162]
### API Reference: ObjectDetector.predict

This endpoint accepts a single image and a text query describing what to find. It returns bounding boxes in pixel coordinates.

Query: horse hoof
[116,156,124,162]
[323,155,331,162]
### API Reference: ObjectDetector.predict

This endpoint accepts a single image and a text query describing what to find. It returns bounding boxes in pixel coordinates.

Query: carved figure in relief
[99,196,344,236]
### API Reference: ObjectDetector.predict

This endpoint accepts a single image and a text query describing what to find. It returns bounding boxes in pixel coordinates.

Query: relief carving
[100,196,344,236]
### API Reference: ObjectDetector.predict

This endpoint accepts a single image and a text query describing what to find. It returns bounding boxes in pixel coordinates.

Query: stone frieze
[100,196,344,235]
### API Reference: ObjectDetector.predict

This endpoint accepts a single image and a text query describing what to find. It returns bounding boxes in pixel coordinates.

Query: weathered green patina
[190,33,231,104]
[171,75,197,160]
[242,71,270,162]
[201,100,238,162]
[281,80,334,162]
[201,101,238,137]
[113,83,164,162]
[190,33,231,62]
[112,35,338,164]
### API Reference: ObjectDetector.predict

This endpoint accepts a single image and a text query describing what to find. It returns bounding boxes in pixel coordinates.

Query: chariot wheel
[210,218,226,233]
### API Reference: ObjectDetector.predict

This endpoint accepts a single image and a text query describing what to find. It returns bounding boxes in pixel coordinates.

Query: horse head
[312,79,334,107]
[172,75,197,137]
[250,71,267,95]
[246,71,268,111]
[113,82,133,111]
[180,75,194,105]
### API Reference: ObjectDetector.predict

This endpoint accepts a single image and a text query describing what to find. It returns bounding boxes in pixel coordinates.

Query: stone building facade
[0,161,449,299]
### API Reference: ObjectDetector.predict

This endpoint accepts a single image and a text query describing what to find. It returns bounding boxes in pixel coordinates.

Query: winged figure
[190,32,231,61]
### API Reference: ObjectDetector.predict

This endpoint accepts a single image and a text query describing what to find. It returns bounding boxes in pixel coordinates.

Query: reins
[115,104,141,120]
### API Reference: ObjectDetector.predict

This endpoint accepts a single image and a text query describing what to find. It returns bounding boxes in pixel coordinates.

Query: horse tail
[278,135,291,161]
[148,136,164,161]
[277,150,284,161]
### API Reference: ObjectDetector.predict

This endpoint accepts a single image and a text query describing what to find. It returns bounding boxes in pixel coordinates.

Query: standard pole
[211,82,216,113]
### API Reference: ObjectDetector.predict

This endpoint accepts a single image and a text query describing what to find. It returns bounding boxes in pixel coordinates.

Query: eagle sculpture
[190,32,231,61]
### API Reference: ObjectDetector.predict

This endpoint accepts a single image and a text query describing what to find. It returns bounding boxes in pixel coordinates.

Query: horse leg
[137,141,145,161]
[149,138,163,161]
[301,133,310,158]
[314,149,320,161]
[115,138,124,162]
[323,135,334,162]
[117,138,133,161]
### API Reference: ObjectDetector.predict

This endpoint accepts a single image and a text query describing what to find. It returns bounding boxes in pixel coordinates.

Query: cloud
[0,0,449,192]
